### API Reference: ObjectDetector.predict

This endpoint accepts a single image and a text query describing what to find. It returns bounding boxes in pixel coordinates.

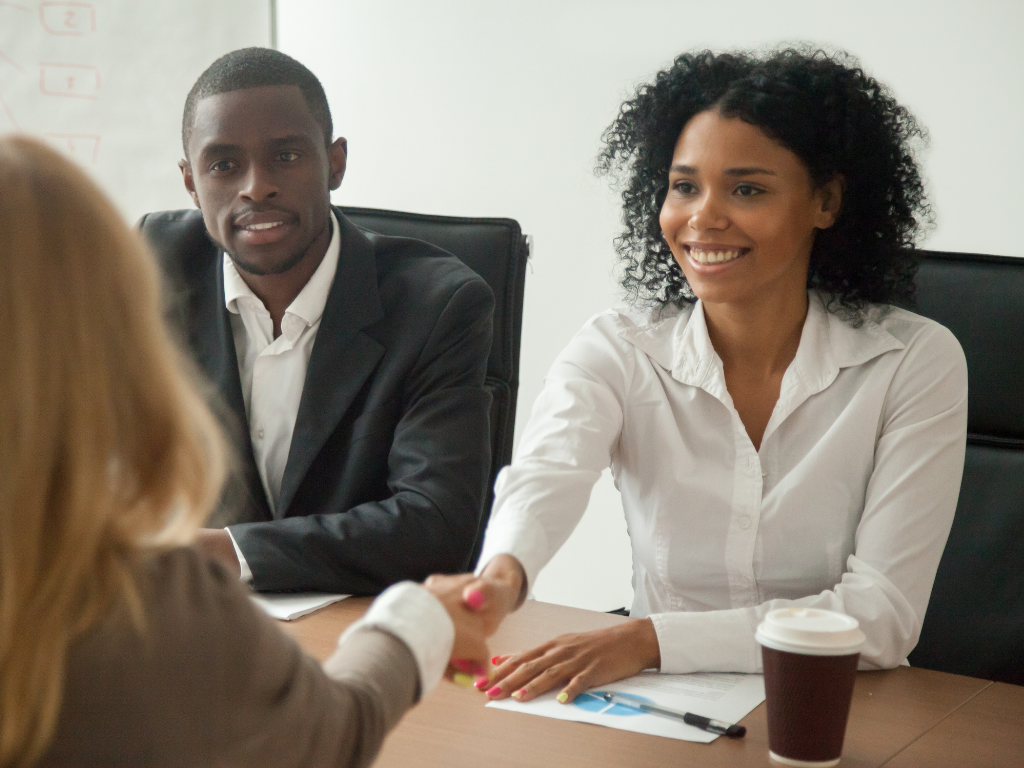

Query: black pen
[599,692,746,738]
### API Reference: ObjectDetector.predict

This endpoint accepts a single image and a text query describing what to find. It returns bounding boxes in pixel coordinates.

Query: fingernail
[451,658,474,673]
[474,676,490,690]
[511,689,527,700]
[453,673,475,688]
[491,655,503,665]
[486,686,502,697]
[464,588,485,609]
[557,691,569,704]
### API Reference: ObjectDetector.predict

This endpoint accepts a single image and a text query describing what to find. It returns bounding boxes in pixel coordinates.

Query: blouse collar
[618,292,906,403]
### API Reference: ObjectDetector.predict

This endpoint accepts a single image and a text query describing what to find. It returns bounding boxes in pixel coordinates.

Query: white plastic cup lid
[755,608,866,656]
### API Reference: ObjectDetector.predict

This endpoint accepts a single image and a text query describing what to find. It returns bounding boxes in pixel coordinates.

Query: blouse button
[738,516,751,530]
[256,427,265,440]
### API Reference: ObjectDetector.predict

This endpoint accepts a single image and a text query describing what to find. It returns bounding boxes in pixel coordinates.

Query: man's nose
[240,163,278,202]
[688,191,729,232]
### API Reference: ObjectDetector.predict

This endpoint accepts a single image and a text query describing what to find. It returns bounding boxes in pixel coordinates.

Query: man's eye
[735,184,762,197]
[210,160,234,172]
[279,151,300,161]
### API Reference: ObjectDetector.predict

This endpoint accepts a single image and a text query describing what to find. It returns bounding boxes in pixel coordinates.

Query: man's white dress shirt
[477,292,968,674]
[223,213,340,580]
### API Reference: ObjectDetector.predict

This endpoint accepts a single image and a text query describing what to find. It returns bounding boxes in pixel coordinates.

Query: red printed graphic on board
[39,2,96,35]
[44,133,101,164]
[39,62,99,99]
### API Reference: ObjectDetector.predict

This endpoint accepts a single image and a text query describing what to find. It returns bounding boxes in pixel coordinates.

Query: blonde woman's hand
[481,619,661,704]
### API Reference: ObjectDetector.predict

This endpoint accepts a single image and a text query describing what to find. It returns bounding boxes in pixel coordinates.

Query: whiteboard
[1,0,271,222]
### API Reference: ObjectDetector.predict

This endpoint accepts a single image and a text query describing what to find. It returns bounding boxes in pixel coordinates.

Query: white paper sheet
[250,592,350,621]
[487,671,765,742]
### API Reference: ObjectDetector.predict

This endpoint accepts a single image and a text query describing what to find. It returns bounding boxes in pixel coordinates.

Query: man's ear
[179,159,201,209]
[328,137,347,191]
[814,174,845,230]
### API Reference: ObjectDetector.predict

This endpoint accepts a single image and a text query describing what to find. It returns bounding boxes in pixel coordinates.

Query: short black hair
[598,47,931,312]
[181,47,333,157]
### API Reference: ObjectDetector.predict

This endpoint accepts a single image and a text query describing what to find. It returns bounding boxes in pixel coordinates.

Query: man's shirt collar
[223,211,341,342]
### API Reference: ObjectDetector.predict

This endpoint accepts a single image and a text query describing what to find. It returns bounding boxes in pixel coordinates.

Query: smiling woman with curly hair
[458,47,968,708]
[601,47,930,313]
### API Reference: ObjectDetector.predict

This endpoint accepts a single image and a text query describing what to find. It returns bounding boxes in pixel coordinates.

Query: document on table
[250,592,350,621]
[487,671,765,742]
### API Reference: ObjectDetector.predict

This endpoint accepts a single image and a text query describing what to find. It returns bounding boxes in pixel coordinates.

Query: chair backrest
[341,206,529,565]
[903,250,1024,685]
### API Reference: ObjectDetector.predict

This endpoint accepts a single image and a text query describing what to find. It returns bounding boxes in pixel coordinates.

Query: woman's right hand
[421,574,493,675]
[422,556,526,686]
[457,554,527,636]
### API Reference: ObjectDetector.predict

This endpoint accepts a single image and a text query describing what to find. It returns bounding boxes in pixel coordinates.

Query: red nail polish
[491,655,502,665]
[486,686,501,697]
[464,588,485,609]
[474,676,489,690]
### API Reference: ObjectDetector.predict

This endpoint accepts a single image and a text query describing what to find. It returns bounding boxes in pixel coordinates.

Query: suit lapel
[189,253,273,523]
[276,212,385,518]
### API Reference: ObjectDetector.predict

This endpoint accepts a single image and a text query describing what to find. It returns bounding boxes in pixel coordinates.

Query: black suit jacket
[139,208,494,594]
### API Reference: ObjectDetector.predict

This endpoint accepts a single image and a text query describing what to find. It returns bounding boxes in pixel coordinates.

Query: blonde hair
[0,136,226,765]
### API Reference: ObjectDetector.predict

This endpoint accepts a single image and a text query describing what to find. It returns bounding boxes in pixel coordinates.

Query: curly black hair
[597,47,931,311]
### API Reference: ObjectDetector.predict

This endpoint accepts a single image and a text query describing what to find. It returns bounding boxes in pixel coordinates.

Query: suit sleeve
[229,276,494,593]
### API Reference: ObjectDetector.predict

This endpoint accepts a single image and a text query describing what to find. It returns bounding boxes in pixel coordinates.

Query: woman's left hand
[483,618,661,704]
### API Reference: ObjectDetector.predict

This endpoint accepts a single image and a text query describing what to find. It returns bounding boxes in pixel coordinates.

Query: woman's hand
[483,618,661,704]
[456,554,527,636]
[422,573,493,682]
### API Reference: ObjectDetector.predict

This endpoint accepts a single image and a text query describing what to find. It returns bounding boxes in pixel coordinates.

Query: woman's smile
[684,243,751,266]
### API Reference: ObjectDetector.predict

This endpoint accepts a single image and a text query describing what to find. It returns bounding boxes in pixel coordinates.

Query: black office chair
[902,250,1024,686]
[341,206,529,567]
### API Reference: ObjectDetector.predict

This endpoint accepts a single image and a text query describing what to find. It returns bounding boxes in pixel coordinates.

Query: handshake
[422,554,660,707]
[422,554,527,691]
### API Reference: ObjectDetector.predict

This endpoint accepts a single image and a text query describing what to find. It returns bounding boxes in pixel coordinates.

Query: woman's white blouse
[477,293,967,674]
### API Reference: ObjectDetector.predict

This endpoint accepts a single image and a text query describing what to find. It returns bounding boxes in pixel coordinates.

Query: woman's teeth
[690,248,742,265]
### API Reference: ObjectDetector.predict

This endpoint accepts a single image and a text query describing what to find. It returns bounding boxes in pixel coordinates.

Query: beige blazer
[39,548,418,767]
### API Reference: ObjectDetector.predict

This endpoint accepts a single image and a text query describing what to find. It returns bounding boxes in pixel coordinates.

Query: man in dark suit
[140,47,493,594]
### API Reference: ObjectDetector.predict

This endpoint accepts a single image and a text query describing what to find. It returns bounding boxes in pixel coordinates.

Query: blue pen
[600,692,746,738]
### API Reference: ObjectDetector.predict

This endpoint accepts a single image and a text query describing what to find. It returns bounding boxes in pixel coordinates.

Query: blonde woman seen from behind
[0,135,491,768]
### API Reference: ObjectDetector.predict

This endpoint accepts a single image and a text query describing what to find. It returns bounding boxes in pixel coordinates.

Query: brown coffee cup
[755,608,866,767]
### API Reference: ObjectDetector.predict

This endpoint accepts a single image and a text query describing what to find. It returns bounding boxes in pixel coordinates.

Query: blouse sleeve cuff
[340,582,454,698]
[651,609,762,674]
[474,512,549,595]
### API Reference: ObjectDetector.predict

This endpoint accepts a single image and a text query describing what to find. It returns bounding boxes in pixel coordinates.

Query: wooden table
[281,598,1024,768]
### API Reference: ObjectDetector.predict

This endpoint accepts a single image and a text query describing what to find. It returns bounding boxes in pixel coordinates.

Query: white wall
[278,0,1024,611]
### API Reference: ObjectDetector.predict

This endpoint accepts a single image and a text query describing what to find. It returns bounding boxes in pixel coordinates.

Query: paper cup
[756,608,866,767]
